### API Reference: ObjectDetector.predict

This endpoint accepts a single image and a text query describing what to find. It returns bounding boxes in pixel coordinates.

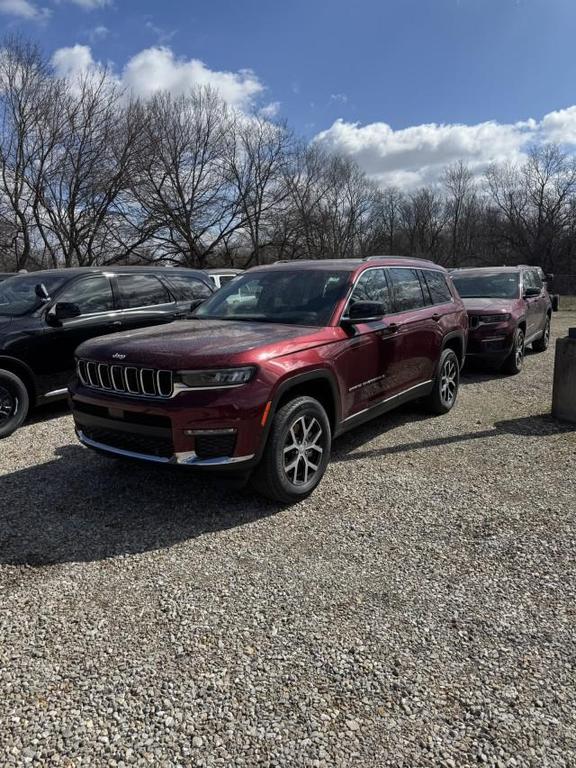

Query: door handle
[381,322,399,335]
[108,321,122,328]
[432,313,441,322]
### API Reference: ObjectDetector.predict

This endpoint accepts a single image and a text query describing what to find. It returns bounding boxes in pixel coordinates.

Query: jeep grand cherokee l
[450,266,553,374]
[0,267,213,438]
[70,258,468,503]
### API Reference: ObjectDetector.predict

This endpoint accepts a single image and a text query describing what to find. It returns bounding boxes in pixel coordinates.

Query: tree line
[2,36,576,285]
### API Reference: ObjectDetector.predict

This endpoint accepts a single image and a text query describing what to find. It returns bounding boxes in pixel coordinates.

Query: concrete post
[552,329,576,423]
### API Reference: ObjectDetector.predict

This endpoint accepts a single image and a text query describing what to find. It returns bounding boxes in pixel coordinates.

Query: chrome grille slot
[157,370,173,398]
[77,359,173,399]
[87,362,99,387]
[140,369,157,396]
[110,365,126,391]
[98,364,112,389]
[125,368,140,394]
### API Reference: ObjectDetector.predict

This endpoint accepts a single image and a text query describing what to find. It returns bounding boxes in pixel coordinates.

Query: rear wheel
[532,316,551,352]
[251,396,331,503]
[0,369,30,439]
[502,327,525,375]
[423,348,460,415]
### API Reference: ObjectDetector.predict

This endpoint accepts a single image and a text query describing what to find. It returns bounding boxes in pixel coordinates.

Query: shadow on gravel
[0,445,280,567]
[332,413,575,464]
[28,400,71,425]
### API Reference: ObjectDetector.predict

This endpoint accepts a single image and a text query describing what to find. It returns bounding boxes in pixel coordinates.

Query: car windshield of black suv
[0,274,68,317]
[195,269,350,326]
[451,272,520,299]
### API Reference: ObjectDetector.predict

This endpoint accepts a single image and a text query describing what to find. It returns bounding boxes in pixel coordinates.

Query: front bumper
[70,376,271,470]
[465,325,515,362]
[76,429,255,467]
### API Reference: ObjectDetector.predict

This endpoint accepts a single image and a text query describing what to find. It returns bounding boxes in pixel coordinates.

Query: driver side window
[56,276,114,315]
[348,269,392,313]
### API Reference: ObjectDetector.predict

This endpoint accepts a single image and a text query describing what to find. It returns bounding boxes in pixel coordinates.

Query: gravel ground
[1,313,575,767]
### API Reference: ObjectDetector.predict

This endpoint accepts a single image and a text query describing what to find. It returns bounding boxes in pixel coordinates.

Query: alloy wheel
[515,331,525,368]
[282,414,325,487]
[440,357,458,407]
[0,384,17,427]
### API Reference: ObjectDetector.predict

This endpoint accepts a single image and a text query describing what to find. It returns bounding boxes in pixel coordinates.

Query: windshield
[452,272,520,299]
[196,269,350,326]
[0,274,68,317]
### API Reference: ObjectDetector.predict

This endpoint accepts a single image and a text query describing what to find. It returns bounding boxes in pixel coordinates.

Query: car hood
[0,316,13,334]
[76,319,339,368]
[462,298,516,313]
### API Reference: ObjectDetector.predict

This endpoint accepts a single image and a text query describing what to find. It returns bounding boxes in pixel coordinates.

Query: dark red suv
[70,258,468,502]
[450,266,553,374]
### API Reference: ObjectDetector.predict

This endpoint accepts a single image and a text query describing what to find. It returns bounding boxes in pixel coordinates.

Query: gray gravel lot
[1,313,576,767]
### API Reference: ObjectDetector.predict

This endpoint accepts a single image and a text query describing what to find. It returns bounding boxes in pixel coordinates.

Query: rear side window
[526,270,542,291]
[166,274,212,301]
[388,268,426,312]
[423,270,453,305]
[57,276,114,314]
[117,275,172,309]
[348,268,393,313]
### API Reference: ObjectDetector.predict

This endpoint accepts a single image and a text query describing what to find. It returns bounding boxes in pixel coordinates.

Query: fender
[0,355,37,401]
[442,329,467,366]
[255,368,343,463]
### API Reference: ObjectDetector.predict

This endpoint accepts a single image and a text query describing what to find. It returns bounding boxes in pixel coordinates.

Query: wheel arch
[0,356,36,404]
[442,331,466,368]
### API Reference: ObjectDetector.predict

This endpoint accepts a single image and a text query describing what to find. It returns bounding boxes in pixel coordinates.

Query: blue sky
[2,0,576,187]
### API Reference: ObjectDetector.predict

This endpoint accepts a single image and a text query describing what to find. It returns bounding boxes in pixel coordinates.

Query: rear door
[114,273,178,332]
[338,268,400,419]
[522,270,543,340]
[163,273,213,315]
[386,267,444,391]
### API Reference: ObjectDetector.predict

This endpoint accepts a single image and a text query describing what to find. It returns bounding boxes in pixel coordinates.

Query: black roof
[7,266,210,280]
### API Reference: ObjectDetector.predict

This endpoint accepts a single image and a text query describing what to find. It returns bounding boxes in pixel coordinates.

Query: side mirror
[35,283,51,302]
[524,287,541,298]
[190,298,206,312]
[344,300,386,324]
[46,302,82,326]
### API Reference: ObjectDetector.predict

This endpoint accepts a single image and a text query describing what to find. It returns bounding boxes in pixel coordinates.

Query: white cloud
[122,47,263,109]
[313,113,576,189]
[540,106,576,145]
[329,93,348,104]
[0,0,50,20]
[88,24,109,42]
[260,101,280,119]
[51,44,266,111]
[60,0,110,8]
[52,44,98,79]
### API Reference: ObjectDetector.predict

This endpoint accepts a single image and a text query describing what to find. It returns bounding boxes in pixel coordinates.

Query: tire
[0,369,30,439]
[423,348,460,415]
[502,327,525,375]
[251,396,331,504]
[532,316,551,352]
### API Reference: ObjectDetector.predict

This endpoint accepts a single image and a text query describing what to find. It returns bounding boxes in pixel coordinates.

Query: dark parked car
[0,273,14,283]
[0,267,213,438]
[450,266,553,374]
[70,257,468,502]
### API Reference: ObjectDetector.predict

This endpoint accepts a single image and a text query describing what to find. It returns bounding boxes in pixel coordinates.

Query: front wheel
[502,327,525,375]
[423,348,460,415]
[532,317,551,352]
[251,396,331,503]
[0,369,30,439]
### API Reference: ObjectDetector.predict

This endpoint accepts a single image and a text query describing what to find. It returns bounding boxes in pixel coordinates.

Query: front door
[40,274,120,394]
[338,268,400,420]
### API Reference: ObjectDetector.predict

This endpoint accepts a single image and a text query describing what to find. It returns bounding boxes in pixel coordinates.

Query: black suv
[0,267,213,438]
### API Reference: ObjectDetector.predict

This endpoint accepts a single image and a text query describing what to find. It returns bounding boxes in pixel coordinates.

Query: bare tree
[132,88,242,268]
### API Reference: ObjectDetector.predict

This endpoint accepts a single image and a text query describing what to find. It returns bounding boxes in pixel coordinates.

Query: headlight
[178,366,256,389]
[477,313,511,325]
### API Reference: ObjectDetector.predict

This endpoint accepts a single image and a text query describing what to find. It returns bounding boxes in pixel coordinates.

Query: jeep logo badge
[112,353,126,360]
